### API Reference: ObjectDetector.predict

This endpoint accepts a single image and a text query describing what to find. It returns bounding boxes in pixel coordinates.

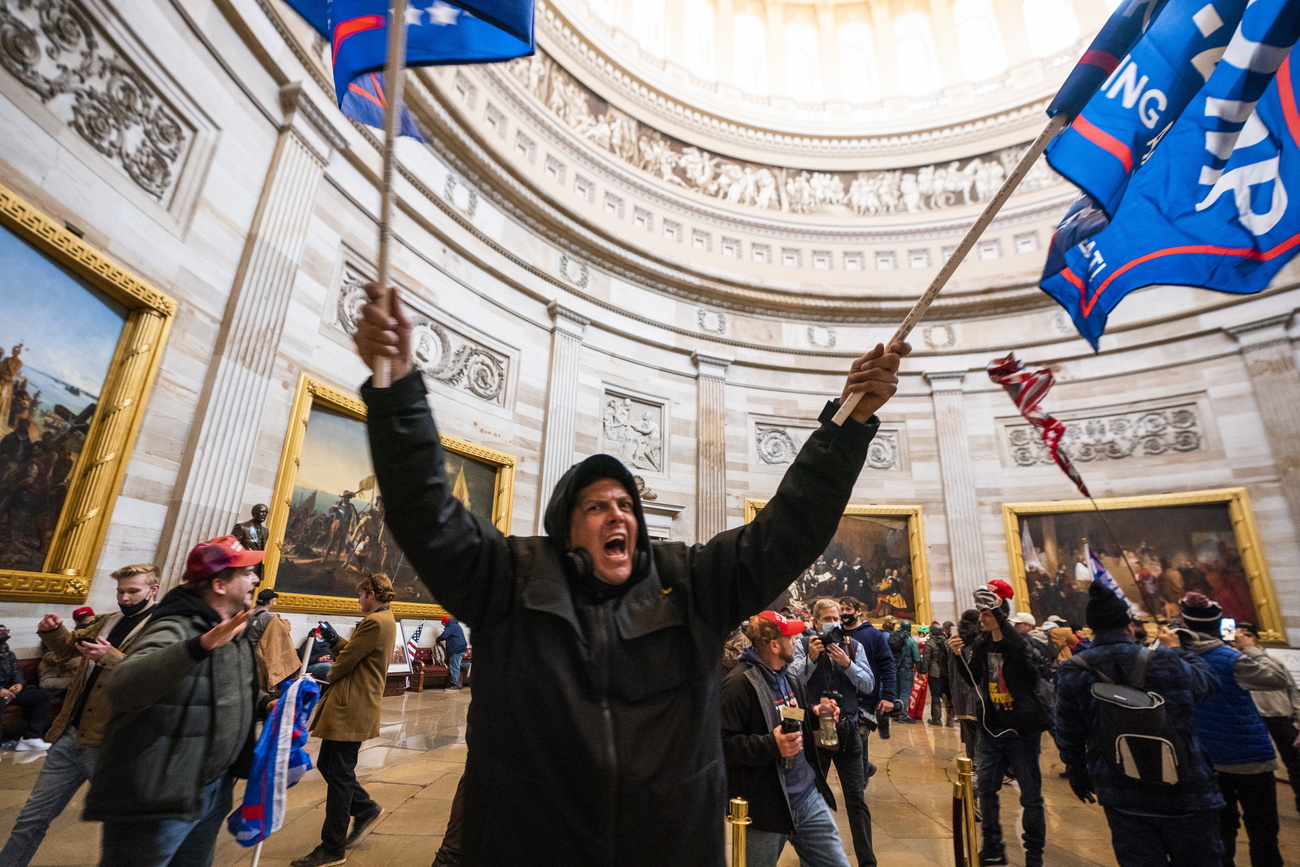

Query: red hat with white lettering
[184,535,264,582]
[756,610,805,636]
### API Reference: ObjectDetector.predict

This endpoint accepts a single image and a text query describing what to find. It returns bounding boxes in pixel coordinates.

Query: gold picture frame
[263,374,516,618]
[743,500,932,627]
[1003,488,1285,643]
[0,182,175,603]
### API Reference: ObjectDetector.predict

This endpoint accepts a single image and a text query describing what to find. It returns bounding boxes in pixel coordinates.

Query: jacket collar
[521,544,680,641]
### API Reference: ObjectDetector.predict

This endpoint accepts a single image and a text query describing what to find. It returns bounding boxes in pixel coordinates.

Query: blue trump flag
[228,675,321,847]
[282,0,534,136]
[1043,49,1300,348]
[1047,0,1171,119]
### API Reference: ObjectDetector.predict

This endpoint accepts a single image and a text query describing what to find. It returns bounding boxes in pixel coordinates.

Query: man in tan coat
[293,573,397,867]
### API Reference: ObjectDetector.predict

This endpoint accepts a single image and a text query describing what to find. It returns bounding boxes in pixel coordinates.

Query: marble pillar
[927,371,986,606]
[536,302,590,532]
[157,84,342,586]
[693,352,731,542]
[1228,314,1300,534]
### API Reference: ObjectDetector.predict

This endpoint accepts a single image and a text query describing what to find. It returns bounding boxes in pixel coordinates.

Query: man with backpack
[791,599,877,867]
[1054,581,1225,866]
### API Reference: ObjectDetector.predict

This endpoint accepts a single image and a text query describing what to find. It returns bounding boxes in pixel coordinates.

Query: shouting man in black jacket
[353,282,909,867]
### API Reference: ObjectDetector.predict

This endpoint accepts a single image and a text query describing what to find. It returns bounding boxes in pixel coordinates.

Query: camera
[819,624,845,646]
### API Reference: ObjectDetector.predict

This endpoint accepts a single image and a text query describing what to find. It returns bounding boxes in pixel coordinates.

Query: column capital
[548,300,590,338]
[692,351,732,379]
[923,370,969,393]
[1225,312,1295,351]
[280,83,347,165]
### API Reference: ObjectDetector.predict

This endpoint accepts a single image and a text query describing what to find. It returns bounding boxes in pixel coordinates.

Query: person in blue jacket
[436,615,468,691]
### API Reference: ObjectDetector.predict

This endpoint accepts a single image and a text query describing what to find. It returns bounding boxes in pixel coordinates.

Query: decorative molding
[280,82,347,161]
[1226,312,1294,351]
[558,252,589,287]
[807,325,836,349]
[696,307,726,334]
[499,50,1062,221]
[0,0,194,201]
[755,422,901,470]
[923,324,957,350]
[444,172,479,217]
[336,268,509,405]
[1004,402,1205,467]
[601,390,664,473]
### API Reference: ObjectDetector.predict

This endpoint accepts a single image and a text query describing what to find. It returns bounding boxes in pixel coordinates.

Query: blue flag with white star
[283,0,534,137]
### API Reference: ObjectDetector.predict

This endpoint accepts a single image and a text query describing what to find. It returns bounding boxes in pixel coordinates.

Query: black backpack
[1066,646,1189,786]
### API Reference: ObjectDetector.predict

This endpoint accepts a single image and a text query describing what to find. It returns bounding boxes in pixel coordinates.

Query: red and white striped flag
[406,621,424,661]
[988,354,1090,498]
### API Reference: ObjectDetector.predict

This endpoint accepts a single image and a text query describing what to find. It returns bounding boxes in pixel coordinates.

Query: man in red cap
[82,536,271,866]
[435,614,467,691]
[723,610,848,867]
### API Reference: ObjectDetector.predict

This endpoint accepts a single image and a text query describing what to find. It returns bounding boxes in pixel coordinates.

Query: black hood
[543,453,653,584]
[151,583,223,629]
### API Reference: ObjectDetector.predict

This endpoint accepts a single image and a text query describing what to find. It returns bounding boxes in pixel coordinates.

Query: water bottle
[816,691,840,751]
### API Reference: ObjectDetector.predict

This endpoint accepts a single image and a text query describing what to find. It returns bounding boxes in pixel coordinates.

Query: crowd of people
[1,286,1297,867]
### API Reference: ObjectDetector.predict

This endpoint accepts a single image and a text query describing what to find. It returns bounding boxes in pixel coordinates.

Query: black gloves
[1068,771,1096,804]
[317,623,340,647]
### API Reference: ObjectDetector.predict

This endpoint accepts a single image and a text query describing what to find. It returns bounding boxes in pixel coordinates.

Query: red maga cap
[71,607,95,621]
[756,610,805,636]
[184,535,264,582]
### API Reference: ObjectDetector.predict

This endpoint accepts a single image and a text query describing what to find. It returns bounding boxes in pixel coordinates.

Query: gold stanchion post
[957,756,980,866]
[727,797,751,867]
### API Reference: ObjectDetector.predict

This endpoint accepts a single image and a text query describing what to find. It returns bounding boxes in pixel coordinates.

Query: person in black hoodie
[948,581,1049,867]
[352,281,910,866]
[84,536,270,867]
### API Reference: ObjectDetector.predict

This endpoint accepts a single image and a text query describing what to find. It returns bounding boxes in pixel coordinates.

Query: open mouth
[603,535,628,558]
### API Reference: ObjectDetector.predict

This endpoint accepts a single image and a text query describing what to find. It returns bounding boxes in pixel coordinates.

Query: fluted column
[693,352,731,542]
[157,84,341,586]
[537,302,590,533]
[1228,314,1300,534]
[927,371,986,606]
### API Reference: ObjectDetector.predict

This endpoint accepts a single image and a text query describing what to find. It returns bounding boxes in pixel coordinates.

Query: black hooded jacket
[364,371,881,866]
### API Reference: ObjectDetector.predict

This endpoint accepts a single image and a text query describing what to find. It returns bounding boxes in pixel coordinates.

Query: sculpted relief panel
[502,51,1060,219]
[601,391,664,473]
[756,423,901,471]
[1004,403,1205,467]
[0,0,193,202]
[336,269,509,405]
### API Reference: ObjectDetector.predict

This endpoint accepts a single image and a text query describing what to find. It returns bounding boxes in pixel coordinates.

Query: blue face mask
[821,622,838,636]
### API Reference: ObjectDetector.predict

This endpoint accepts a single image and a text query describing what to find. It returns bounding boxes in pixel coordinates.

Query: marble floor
[2,690,1298,866]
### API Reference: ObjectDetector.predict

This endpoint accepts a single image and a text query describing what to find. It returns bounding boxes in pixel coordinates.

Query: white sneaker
[15,737,52,751]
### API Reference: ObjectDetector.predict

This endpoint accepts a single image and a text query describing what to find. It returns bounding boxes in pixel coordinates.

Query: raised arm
[356,284,514,629]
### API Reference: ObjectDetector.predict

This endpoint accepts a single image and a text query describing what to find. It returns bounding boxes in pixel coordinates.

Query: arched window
[838,21,880,101]
[733,13,768,94]
[953,0,1007,80]
[1022,0,1078,56]
[633,0,666,56]
[683,0,715,78]
[784,21,822,99]
[589,0,615,25]
[894,12,940,96]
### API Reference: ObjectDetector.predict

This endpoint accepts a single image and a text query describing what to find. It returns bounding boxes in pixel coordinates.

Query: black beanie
[1086,581,1131,632]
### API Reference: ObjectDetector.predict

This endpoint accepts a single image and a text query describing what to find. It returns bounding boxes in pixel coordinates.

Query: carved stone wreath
[1008,406,1204,466]
[696,307,726,334]
[0,0,190,201]
[807,325,836,349]
[756,425,799,465]
[444,173,479,217]
[336,275,507,404]
[759,424,900,469]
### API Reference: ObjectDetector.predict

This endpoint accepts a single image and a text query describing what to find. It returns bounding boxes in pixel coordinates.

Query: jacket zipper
[600,698,618,867]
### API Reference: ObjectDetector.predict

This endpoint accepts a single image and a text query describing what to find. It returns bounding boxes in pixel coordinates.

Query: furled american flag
[987,354,1090,498]
[407,621,425,661]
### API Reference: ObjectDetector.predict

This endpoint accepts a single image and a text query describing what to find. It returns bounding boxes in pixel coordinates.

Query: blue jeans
[746,787,851,867]
[1103,807,1224,867]
[0,728,97,867]
[976,731,1045,866]
[448,651,464,688]
[99,775,233,867]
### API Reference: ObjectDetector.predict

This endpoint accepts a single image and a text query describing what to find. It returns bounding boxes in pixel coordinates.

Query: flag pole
[372,0,410,388]
[832,112,1070,425]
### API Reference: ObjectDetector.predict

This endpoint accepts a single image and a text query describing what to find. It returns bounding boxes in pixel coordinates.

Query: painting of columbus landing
[267,376,516,616]
[743,502,932,627]
[0,224,126,574]
[1004,489,1285,641]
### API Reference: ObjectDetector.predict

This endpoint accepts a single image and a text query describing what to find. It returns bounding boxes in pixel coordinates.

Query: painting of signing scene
[744,502,931,626]
[1005,488,1284,639]
[265,375,516,616]
[0,223,127,574]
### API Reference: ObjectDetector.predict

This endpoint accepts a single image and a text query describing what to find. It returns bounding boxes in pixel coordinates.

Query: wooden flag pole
[372,0,411,388]
[832,112,1070,425]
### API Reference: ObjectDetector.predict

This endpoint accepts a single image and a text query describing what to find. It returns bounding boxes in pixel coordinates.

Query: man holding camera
[791,599,877,867]
[723,610,849,867]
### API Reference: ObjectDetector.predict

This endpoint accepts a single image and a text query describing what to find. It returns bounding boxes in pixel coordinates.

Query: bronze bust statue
[232,503,269,551]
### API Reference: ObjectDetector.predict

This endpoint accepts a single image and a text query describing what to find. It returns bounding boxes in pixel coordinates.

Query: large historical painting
[744,502,931,626]
[1004,489,1284,641]
[0,184,174,602]
[265,376,515,617]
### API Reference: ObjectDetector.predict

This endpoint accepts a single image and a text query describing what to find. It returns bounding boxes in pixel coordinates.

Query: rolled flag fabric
[988,354,1090,498]
[227,675,321,847]
[1086,543,1147,618]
